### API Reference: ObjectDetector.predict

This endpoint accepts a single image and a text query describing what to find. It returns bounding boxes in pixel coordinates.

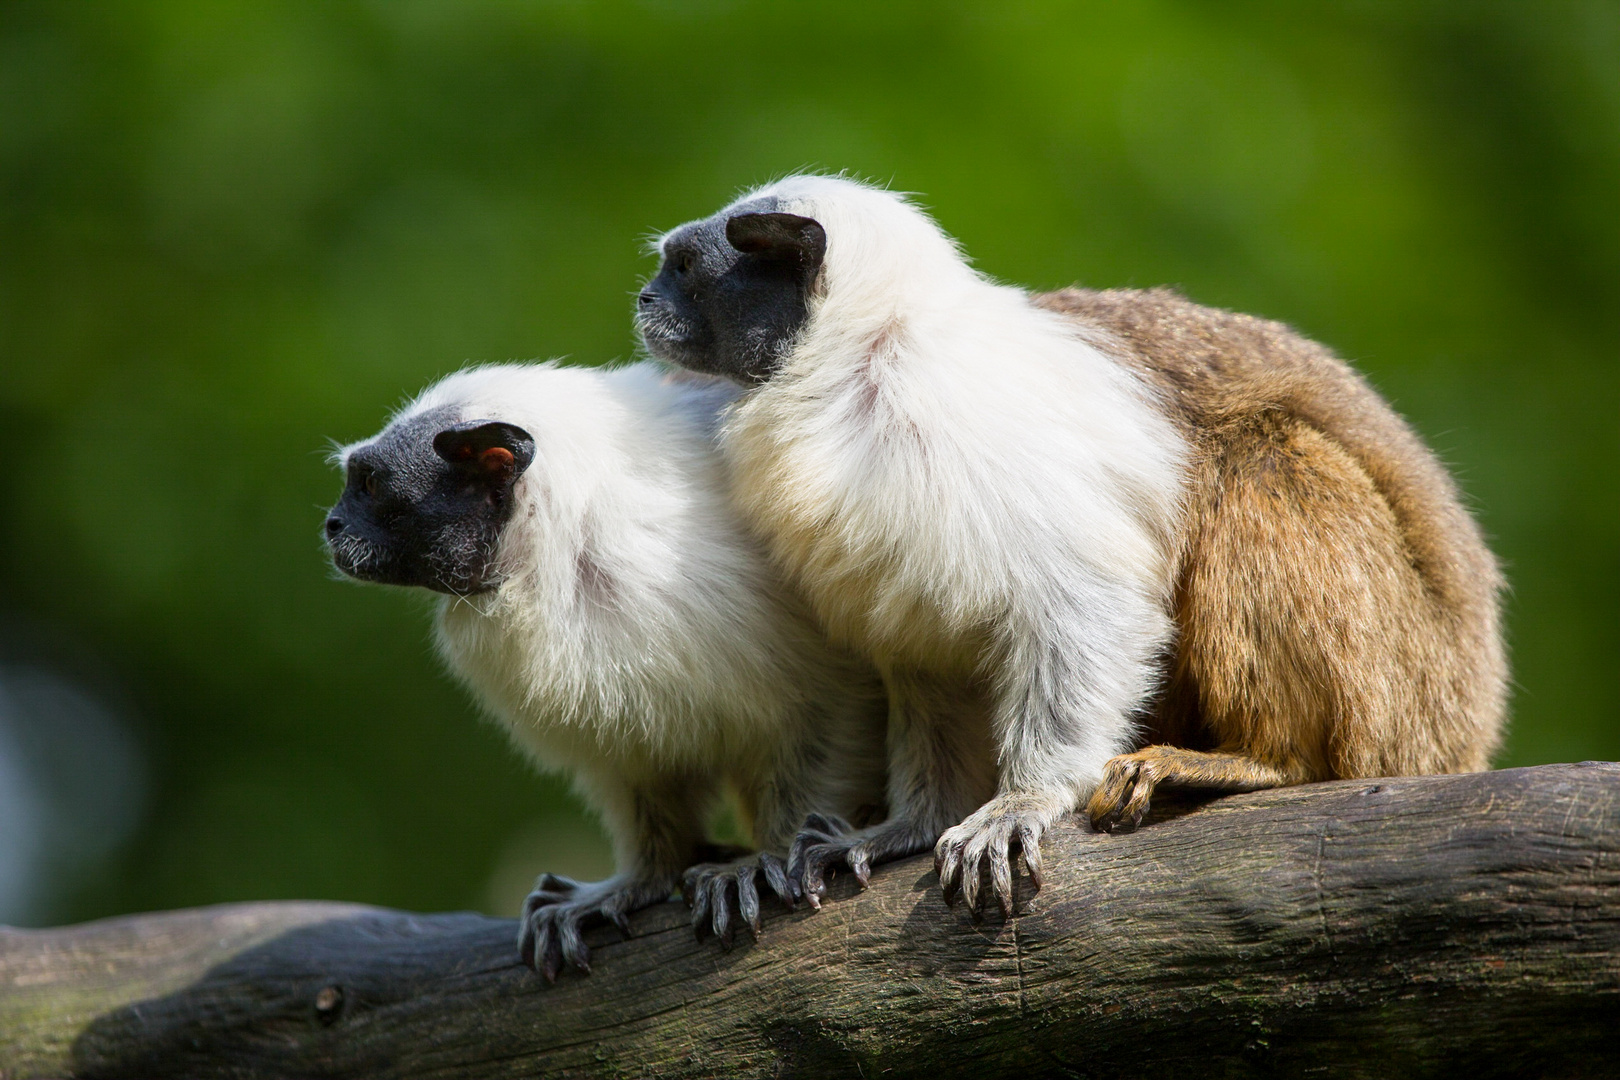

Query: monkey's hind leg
[1085,413,1462,836]
[789,670,998,911]
[1086,746,1310,833]
[521,775,708,981]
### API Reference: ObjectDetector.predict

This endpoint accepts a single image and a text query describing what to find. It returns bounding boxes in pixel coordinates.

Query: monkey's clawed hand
[784,812,941,910]
[518,872,673,982]
[933,794,1060,918]
[682,853,799,945]
[785,811,877,909]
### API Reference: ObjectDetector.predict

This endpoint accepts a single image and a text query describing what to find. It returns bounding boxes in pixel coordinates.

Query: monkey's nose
[325,515,344,536]
[637,291,657,308]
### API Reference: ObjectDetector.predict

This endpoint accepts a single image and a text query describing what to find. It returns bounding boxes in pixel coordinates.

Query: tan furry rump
[1039,287,1507,782]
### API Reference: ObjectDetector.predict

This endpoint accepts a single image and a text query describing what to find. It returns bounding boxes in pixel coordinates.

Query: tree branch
[4,763,1618,1079]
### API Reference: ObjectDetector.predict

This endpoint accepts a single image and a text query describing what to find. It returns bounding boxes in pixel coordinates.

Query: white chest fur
[721,283,1187,678]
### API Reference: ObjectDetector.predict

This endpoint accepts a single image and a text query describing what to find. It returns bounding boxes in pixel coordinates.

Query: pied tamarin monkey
[635,175,1507,917]
[325,361,886,979]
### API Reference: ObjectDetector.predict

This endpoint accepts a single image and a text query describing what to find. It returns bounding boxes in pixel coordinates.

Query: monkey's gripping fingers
[519,902,592,983]
[1086,753,1158,834]
[787,812,875,911]
[682,855,797,945]
[785,812,853,874]
[785,815,939,911]
[516,873,669,981]
[933,797,1056,919]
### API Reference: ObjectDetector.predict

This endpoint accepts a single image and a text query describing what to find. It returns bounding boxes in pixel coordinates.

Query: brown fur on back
[1036,287,1507,778]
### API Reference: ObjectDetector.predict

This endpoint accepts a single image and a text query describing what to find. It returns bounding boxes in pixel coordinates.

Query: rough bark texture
[3,763,1618,1080]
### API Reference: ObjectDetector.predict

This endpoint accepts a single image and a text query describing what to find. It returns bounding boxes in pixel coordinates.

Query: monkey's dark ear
[433,421,535,482]
[725,212,827,271]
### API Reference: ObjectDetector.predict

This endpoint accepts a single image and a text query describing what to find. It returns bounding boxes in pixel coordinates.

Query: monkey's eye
[352,463,380,497]
[672,251,695,275]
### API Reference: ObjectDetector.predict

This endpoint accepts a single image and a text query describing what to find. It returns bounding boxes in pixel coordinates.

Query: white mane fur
[715,176,1189,799]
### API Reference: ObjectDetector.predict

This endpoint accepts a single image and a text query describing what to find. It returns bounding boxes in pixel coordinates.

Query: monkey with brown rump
[636,175,1507,918]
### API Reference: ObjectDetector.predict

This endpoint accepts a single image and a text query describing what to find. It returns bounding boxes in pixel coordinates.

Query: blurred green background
[0,1,1615,927]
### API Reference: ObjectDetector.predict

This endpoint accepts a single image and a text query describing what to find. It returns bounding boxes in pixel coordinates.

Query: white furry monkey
[324,361,886,979]
[636,176,1505,919]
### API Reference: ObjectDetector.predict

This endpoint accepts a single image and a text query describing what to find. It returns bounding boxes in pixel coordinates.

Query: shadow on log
[3,763,1619,1079]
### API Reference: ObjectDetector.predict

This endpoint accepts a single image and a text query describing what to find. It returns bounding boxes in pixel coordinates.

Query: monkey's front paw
[933,797,1055,919]
[517,872,668,983]
[1086,752,1162,834]
[681,854,798,946]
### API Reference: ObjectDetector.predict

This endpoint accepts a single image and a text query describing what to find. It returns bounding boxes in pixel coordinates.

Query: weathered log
[3,763,1618,1079]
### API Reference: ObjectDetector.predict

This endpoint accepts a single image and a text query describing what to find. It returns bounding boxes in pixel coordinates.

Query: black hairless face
[324,406,535,596]
[636,198,826,383]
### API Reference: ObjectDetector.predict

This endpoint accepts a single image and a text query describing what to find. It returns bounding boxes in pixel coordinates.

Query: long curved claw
[847,844,872,888]
[557,912,591,974]
[737,864,762,940]
[959,841,983,919]
[1017,822,1044,893]
[758,851,796,909]
[690,876,713,941]
[787,813,853,895]
[802,838,859,911]
[536,916,563,984]
[988,836,1014,919]
[936,837,964,907]
[790,813,872,911]
[683,854,802,948]
[787,829,840,888]
[517,873,671,980]
[707,875,734,948]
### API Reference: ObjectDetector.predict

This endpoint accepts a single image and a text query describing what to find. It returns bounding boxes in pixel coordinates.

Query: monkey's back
[1037,287,1507,779]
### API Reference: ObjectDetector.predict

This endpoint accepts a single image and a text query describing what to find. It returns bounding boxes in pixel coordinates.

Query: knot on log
[312,985,344,1026]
